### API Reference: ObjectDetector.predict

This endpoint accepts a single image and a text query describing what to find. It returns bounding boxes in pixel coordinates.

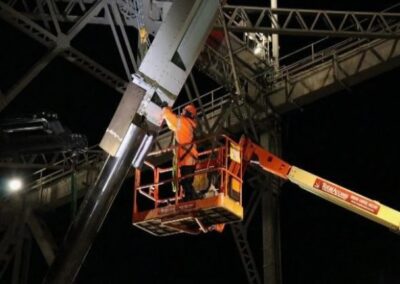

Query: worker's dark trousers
[181,165,196,200]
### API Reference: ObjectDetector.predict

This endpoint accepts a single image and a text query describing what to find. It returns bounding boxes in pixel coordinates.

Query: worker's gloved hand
[160,101,169,108]
[160,103,171,121]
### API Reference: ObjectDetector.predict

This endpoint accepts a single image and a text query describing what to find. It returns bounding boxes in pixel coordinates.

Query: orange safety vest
[162,107,198,166]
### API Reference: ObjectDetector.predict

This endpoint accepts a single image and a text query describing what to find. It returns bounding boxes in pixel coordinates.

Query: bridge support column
[260,129,282,284]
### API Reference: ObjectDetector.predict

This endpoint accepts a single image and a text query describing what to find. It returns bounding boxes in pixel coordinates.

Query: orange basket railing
[133,135,243,214]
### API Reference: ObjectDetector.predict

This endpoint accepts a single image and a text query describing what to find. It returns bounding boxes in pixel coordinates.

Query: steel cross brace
[0,0,129,112]
[219,5,400,39]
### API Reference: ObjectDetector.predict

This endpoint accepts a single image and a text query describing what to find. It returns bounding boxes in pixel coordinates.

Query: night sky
[1,1,400,283]
[280,68,400,283]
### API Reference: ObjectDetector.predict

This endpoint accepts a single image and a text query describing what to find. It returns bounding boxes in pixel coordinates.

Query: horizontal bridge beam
[219,6,400,39]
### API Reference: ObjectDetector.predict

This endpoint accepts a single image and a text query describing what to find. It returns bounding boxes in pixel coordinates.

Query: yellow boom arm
[242,138,400,232]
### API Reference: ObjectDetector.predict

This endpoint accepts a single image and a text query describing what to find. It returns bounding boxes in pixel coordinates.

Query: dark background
[1,0,400,283]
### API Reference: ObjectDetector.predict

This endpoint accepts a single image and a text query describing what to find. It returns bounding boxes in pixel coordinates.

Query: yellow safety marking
[231,177,241,193]
[230,143,241,163]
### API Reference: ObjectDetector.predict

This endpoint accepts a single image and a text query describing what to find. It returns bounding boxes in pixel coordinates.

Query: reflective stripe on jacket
[162,107,198,166]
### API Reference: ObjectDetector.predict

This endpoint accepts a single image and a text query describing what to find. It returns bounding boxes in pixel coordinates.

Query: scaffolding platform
[133,193,243,236]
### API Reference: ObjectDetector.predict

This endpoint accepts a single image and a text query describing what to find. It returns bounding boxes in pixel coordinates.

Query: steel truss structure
[220,5,400,38]
[0,197,30,283]
[0,146,104,281]
[1,1,400,283]
[0,0,133,111]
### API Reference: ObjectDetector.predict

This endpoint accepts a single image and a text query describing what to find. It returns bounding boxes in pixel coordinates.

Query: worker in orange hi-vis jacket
[162,103,200,201]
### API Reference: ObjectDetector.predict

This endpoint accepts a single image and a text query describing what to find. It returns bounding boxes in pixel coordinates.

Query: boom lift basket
[132,135,244,236]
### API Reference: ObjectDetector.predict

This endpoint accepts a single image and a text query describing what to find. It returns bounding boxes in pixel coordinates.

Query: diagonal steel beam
[0,0,128,111]
[66,0,107,40]
[0,49,58,112]
[0,1,57,47]
[244,184,262,229]
[45,0,62,35]
[188,74,211,132]
[35,0,51,30]
[231,223,262,284]
[219,5,241,95]
[64,0,87,15]
[105,3,131,79]
[27,212,57,266]
[0,199,26,280]
[110,0,138,72]
[62,47,127,93]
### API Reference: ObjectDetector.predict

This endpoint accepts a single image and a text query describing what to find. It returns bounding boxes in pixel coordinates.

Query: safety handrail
[27,145,105,191]
[134,135,243,210]
[268,3,400,83]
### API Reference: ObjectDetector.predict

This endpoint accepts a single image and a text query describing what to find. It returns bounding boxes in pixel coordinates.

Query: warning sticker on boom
[229,143,241,164]
[313,178,380,215]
